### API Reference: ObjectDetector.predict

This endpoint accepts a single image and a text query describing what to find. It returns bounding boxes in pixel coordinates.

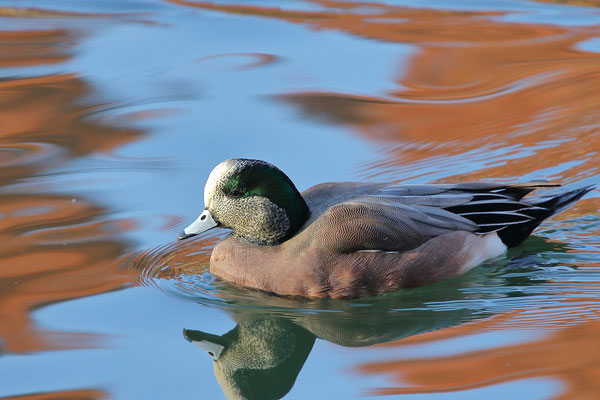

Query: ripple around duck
[131,233,225,303]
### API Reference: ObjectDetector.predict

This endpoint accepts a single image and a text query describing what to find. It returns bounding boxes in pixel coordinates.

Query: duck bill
[178,209,218,240]
[183,328,226,360]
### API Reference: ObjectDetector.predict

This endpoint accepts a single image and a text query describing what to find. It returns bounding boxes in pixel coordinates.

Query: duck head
[179,159,309,245]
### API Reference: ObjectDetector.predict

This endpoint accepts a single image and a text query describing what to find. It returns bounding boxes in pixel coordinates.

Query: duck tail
[526,185,595,214]
[497,185,594,248]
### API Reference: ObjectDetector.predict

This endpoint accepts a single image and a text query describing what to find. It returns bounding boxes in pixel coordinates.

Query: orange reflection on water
[0,193,134,353]
[0,388,106,400]
[0,29,73,68]
[173,1,600,183]
[0,74,143,160]
[0,27,143,353]
[357,306,600,398]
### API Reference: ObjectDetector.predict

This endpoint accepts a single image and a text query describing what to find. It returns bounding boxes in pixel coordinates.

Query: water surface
[0,0,599,399]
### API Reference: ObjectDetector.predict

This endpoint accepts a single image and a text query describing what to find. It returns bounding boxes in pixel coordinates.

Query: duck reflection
[183,316,315,400]
[181,236,569,399]
[183,285,485,399]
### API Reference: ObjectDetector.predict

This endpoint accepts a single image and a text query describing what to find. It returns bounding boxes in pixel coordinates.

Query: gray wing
[309,181,557,253]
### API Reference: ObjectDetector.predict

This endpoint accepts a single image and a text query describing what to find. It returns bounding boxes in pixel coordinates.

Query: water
[0,0,599,398]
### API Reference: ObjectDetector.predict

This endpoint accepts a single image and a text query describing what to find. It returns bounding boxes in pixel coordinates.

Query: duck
[178,158,593,299]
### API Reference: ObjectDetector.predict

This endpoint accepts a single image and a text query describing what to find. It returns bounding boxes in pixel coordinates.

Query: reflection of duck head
[183,316,315,400]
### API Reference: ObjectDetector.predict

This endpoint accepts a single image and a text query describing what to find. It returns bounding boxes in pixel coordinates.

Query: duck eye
[229,189,242,197]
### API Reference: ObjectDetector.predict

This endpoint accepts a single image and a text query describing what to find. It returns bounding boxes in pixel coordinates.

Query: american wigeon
[179,159,592,299]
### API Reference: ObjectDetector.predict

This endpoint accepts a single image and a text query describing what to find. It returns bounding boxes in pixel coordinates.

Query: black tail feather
[527,185,595,214]
[496,185,594,247]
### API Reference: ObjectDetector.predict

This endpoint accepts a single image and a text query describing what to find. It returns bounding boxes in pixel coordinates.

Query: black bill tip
[178,231,195,240]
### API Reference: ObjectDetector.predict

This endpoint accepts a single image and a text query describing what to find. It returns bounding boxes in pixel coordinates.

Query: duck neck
[280,190,310,242]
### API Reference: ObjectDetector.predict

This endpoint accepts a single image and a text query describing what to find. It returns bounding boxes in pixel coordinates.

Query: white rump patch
[460,232,507,274]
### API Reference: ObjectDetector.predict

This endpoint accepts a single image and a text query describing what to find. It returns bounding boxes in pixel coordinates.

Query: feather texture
[302,181,592,251]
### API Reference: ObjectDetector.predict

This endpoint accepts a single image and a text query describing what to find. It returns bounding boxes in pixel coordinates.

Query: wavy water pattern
[0,1,599,399]
[0,16,141,354]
